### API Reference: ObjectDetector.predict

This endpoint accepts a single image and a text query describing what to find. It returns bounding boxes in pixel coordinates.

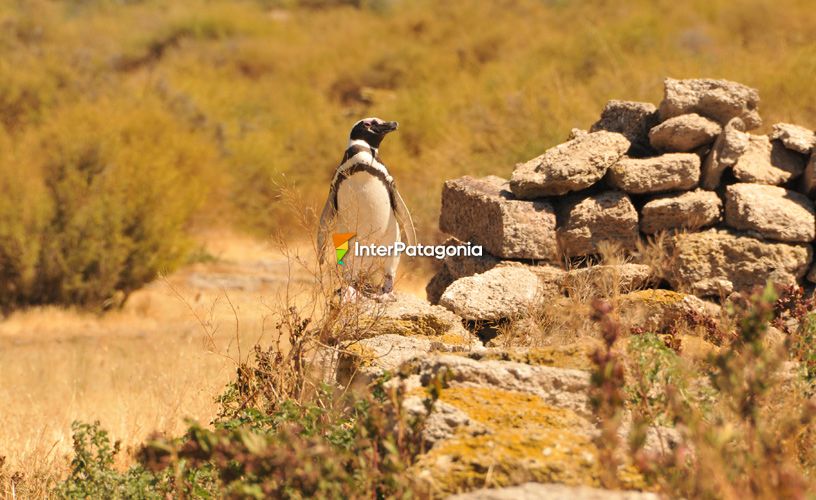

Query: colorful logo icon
[332,233,355,265]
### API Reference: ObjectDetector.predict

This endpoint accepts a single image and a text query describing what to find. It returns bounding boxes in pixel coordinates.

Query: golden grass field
[1,0,815,497]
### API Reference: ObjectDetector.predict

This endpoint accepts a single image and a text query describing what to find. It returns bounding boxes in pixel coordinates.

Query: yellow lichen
[479,342,600,370]
[621,289,687,306]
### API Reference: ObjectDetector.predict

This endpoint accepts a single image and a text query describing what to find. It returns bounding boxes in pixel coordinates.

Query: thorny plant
[588,298,626,489]
[628,284,816,499]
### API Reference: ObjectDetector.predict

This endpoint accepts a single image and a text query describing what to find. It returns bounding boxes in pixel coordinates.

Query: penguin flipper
[317,194,336,264]
[394,190,417,247]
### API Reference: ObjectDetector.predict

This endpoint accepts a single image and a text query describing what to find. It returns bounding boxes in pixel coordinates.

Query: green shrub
[0,95,216,310]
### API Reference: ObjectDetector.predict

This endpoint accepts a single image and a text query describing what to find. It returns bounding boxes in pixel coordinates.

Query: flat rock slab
[440,176,558,260]
[732,135,806,185]
[356,292,473,339]
[510,131,630,198]
[700,117,749,189]
[658,77,762,129]
[440,265,563,322]
[669,229,812,297]
[449,483,660,500]
[771,122,816,155]
[564,264,655,296]
[649,113,721,152]
[607,153,700,194]
[640,189,722,234]
[558,191,639,257]
[335,333,482,387]
[589,100,658,155]
[724,184,815,243]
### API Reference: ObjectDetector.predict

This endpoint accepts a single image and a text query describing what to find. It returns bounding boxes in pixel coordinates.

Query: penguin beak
[372,121,398,134]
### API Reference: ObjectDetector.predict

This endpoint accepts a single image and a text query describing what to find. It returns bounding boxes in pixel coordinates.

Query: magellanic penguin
[317,118,416,301]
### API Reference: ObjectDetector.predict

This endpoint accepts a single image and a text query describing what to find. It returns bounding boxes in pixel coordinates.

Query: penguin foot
[340,286,360,303]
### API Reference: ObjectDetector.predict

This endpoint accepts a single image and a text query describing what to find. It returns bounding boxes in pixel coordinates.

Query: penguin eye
[363,121,372,128]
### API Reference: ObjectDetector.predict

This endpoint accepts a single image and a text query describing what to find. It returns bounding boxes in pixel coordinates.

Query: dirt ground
[0,229,428,484]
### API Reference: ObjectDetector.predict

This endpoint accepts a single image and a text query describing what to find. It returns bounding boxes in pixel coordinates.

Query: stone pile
[429,78,816,319]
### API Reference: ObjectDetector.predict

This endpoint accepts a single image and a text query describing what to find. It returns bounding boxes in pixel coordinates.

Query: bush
[0,95,216,310]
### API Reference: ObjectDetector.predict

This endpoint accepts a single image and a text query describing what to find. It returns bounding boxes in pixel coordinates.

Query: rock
[358,292,473,339]
[442,237,502,279]
[563,264,655,296]
[589,100,659,155]
[807,261,816,283]
[449,483,660,500]
[440,176,558,260]
[700,117,749,189]
[618,289,721,333]
[771,122,816,155]
[509,131,630,198]
[801,153,816,197]
[724,184,815,243]
[732,135,806,185]
[648,113,721,152]
[658,77,762,129]
[669,229,812,296]
[558,191,639,257]
[406,353,592,417]
[440,265,560,322]
[607,153,700,194]
[640,189,722,234]
[426,266,454,305]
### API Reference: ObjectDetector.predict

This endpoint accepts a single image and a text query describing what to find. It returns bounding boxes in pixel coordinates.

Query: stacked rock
[429,78,816,317]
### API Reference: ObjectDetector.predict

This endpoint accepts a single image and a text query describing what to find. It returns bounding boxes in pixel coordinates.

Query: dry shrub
[0,95,217,310]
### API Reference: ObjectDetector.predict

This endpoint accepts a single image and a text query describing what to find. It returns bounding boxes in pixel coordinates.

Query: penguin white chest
[335,172,399,244]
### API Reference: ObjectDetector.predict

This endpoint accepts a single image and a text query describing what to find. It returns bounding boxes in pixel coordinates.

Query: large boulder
[606,153,700,194]
[589,100,659,155]
[426,238,502,304]
[439,265,564,322]
[440,176,558,260]
[669,229,812,296]
[771,122,816,155]
[724,184,815,243]
[648,113,721,152]
[700,117,749,189]
[558,191,639,257]
[357,292,474,339]
[658,78,762,129]
[510,131,630,198]
[732,135,806,185]
[640,189,722,234]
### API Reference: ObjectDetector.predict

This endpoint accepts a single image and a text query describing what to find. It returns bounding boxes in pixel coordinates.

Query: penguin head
[349,117,398,149]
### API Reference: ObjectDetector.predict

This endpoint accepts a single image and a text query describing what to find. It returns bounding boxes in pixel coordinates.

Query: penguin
[317,117,416,301]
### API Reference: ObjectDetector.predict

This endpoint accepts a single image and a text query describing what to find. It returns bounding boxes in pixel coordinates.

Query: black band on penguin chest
[332,147,397,211]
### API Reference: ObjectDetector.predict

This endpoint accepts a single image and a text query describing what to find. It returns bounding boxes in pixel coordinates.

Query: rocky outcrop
[724,184,815,243]
[700,117,749,189]
[669,229,812,297]
[640,189,722,234]
[510,131,630,198]
[589,100,658,155]
[563,264,654,296]
[606,153,700,194]
[558,191,639,257]
[731,135,806,185]
[658,77,762,129]
[771,122,815,155]
[439,265,563,321]
[648,113,721,152]
[440,176,558,260]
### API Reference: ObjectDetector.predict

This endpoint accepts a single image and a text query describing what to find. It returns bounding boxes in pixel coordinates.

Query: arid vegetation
[2,0,816,498]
